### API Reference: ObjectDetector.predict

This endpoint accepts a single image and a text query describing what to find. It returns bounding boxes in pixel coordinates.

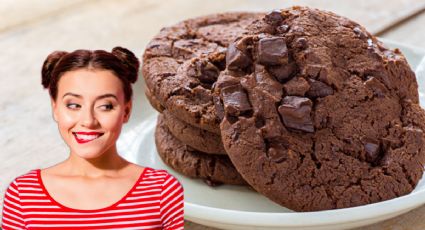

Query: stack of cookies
[142,12,264,186]
[142,6,425,211]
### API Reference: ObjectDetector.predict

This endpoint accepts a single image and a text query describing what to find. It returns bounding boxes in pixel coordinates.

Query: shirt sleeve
[160,173,184,230]
[2,180,26,230]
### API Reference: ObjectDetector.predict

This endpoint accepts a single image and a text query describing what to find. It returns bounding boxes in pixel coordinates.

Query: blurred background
[1,0,425,229]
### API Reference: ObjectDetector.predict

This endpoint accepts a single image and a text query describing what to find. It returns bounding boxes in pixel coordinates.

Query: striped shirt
[1,167,184,230]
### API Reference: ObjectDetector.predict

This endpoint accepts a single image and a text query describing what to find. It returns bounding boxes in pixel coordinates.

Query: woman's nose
[81,107,99,128]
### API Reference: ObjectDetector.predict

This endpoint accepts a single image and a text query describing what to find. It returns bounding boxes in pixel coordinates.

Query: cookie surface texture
[143,12,263,133]
[215,6,425,211]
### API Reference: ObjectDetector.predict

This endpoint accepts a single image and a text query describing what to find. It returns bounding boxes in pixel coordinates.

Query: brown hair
[41,47,139,102]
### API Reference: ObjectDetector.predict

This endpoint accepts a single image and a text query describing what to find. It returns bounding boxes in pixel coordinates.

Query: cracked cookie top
[214,6,425,211]
[142,12,263,133]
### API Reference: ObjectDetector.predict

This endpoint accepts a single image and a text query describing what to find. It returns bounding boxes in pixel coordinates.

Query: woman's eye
[65,103,113,111]
[66,103,80,110]
[100,104,114,111]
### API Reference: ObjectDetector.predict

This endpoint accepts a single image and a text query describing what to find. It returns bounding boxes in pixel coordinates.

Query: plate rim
[185,189,425,227]
[379,37,425,55]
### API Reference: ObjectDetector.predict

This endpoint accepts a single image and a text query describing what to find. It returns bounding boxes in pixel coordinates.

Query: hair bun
[111,47,139,84]
[41,51,68,89]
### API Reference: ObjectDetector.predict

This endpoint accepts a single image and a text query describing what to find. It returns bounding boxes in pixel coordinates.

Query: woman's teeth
[77,134,101,140]
[73,132,104,143]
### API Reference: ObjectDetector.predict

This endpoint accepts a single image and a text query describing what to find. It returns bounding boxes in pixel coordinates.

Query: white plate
[118,39,425,230]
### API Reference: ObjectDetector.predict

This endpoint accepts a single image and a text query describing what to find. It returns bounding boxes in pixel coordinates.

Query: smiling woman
[1,47,184,230]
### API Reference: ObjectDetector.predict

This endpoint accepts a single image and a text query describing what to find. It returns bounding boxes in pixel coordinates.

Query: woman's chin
[70,147,108,160]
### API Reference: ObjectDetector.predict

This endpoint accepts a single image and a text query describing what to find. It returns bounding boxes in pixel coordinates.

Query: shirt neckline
[36,167,149,212]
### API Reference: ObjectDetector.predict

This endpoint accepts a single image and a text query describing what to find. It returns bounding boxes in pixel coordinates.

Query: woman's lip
[73,131,104,135]
[72,132,104,144]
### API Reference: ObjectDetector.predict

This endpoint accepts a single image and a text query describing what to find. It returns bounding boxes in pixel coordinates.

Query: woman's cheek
[60,111,78,128]
[99,113,124,131]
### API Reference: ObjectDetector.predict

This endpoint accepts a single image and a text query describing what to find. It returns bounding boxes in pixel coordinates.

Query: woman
[1,47,184,229]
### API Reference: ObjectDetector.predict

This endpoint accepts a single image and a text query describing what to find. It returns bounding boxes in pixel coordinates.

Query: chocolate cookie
[215,7,425,211]
[145,87,164,113]
[143,12,264,134]
[145,85,226,154]
[162,110,226,154]
[155,114,246,185]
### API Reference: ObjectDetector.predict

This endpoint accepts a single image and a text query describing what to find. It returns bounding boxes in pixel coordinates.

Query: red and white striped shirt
[1,167,184,230]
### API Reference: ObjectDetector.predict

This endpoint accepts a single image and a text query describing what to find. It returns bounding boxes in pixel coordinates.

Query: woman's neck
[61,146,130,178]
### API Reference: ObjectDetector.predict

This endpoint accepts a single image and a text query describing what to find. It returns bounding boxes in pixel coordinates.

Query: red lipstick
[72,132,104,144]
[74,131,104,135]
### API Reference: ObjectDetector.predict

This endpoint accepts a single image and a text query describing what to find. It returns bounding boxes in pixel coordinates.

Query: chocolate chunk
[188,59,220,84]
[209,52,227,70]
[201,62,220,84]
[364,141,380,163]
[353,27,368,39]
[364,77,388,98]
[306,79,334,98]
[226,42,252,70]
[278,96,314,132]
[276,24,290,34]
[264,10,283,25]
[221,84,252,116]
[268,62,297,82]
[214,72,241,91]
[283,77,310,96]
[254,65,283,101]
[257,37,289,65]
[213,96,225,120]
[294,37,308,49]
[234,36,253,51]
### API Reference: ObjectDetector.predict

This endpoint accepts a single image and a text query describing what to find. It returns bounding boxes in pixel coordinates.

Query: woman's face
[51,68,132,159]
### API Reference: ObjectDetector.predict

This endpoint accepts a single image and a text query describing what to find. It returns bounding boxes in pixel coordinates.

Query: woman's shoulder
[142,167,183,186]
[5,169,40,191]
[9,169,39,183]
[143,167,175,178]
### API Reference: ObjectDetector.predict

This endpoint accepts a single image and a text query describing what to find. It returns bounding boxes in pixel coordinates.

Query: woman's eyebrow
[63,92,118,101]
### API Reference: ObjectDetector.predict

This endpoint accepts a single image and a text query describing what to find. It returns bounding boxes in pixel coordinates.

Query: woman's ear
[50,98,58,122]
[123,100,132,123]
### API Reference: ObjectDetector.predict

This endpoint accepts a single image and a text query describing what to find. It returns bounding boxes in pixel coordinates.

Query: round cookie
[143,12,264,134]
[215,7,425,211]
[155,114,246,186]
[162,110,226,155]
